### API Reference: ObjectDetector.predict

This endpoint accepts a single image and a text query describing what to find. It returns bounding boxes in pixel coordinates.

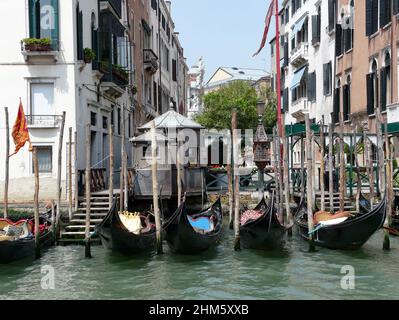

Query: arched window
[367,60,378,115]
[343,75,351,121]
[381,51,391,111]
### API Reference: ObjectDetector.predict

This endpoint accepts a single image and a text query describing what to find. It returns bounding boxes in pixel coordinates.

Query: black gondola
[240,193,286,249]
[96,198,158,254]
[0,215,52,264]
[294,195,387,250]
[164,198,223,254]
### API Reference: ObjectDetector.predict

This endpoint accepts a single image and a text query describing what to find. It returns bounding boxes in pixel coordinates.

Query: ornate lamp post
[253,100,270,200]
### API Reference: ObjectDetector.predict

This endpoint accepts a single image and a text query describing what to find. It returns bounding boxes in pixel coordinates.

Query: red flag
[9,99,32,157]
[253,0,274,57]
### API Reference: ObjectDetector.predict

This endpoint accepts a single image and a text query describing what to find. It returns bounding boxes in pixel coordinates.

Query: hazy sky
[170,0,277,81]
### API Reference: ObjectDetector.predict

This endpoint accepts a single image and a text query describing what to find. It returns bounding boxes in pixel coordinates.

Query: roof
[130,131,171,143]
[138,108,204,130]
[206,67,269,88]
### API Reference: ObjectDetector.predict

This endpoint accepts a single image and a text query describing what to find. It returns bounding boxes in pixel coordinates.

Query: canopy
[290,15,307,39]
[290,66,307,90]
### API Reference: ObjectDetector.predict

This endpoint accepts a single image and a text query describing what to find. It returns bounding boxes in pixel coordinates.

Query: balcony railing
[290,98,308,120]
[143,49,159,74]
[290,42,309,68]
[26,115,63,128]
[99,61,129,87]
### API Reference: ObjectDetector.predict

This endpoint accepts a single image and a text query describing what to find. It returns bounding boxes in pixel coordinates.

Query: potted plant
[22,38,52,51]
[112,64,129,81]
[131,85,138,95]
[83,48,96,63]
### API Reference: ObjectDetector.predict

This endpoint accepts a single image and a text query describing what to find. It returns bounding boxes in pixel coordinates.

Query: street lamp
[253,99,270,199]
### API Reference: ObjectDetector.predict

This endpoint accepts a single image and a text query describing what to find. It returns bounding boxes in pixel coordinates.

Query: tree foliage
[195,80,277,133]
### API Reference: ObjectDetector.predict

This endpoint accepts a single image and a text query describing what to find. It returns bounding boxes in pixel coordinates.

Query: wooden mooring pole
[4,107,9,219]
[320,118,326,212]
[68,127,73,221]
[227,163,234,229]
[383,122,392,251]
[305,114,315,252]
[177,135,182,207]
[352,124,361,213]
[328,123,334,213]
[282,118,292,233]
[232,111,240,251]
[33,147,40,259]
[363,122,374,209]
[339,112,345,212]
[109,125,114,208]
[85,123,92,258]
[151,121,162,254]
[55,112,66,238]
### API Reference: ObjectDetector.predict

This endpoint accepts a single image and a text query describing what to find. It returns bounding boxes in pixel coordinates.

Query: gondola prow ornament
[253,100,270,171]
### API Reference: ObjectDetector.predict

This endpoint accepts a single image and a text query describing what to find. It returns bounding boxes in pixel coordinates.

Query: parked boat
[0,215,52,263]
[164,198,223,254]
[240,193,286,249]
[294,195,387,250]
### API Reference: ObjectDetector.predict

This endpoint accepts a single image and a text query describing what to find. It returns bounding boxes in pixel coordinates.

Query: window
[33,146,52,173]
[394,0,399,15]
[28,0,59,49]
[307,71,316,102]
[103,116,108,129]
[111,107,114,127]
[90,112,97,126]
[328,0,336,32]
[366,0,379,36]
[117,108,121,135]
[323,62,332,96]
[380,0,392,28]
[367,60,378,115]
[343,76,351,121]
[172,59,177,81]
[285,7,290,24]
[76,3,83,60]
[381,52,391,111]
[333,79,341,124]
[91,13,98,67]
[312,7,321,45]
[30,83,54,115]
[292,0,301,16]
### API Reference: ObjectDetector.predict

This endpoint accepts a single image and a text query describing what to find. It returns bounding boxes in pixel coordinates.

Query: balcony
[290,98,308,120]
[290,42,309,68]
[100,0,122,18]
[99,61,129,97]
[21,39,60,63]
[26,115,63,128]
[143,49,159,74]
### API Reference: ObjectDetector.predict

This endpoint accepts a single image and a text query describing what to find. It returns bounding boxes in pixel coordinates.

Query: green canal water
[1,228,399,300]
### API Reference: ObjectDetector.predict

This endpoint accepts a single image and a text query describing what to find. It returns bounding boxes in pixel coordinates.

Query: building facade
[187,57,205,120]
[0,0,188,203]
[274,0,336,126]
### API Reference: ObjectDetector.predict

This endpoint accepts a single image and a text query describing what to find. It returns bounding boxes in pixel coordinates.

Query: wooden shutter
[307,72,316,102]
[380,0,387,27]
[372,0,379,33]
[366,74,374,115]
[344,27,352,52]
[328,0,335,32]
[283,42,288,67]
[366,0,373,36]
[333,88,340,124]
[335,24,342,56]
[29,0,39,38]
[283,88,289,112]
[312,15,320,44]
[51,0,59,49]
[77,6,83,60]
[394,0,399,15]
[323,64,328,95]
[380,68,387,112]
[343,84,349,121]
[172,59,177,82]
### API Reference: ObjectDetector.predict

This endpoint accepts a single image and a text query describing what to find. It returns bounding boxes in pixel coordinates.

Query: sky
[170,0,277,82]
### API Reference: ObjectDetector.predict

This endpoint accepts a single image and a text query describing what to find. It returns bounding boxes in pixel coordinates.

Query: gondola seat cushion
[119,213,143,235]
[314,211,352,225]
[188,216,214,233]
[241,210,263,225]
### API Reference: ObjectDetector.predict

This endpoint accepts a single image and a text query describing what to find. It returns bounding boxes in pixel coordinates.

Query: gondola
[240,192,286,249]
[294,195,387,250]
[96,198,157,254]
[0,215,52,264]
[164,198,223,254]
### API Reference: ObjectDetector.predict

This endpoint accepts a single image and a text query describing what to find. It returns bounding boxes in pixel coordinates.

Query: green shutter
[29,0,40,38]
[51,0,59,49]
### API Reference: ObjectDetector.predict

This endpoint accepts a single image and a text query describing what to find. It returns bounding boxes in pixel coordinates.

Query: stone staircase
[315,192,356,213]
[58,193,112,245]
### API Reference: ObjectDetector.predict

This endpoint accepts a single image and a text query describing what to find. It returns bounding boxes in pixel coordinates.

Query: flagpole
[274,0,283,137]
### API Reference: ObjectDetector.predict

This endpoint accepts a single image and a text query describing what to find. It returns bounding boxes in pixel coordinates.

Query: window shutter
[366,0,372,36]
[29,0,39,38]
[328,0,335,32]
[372,0,379,33]
[366,74,374,115]
[333,88,340,124]
[283,42,288,67]
[380,68,387,112]
[312,15,320,44]
[380,0,387,27]
[323,64,328,95]
[394,0,399,15]
[172,59,177,82]
[77,6,83,60]
[51,0,59,49]
[344,27,352,52]
[343,84,349,121]
[335,24,342,56]
[283,88,289,112]
[151,0,158,10]
[307,72,316,102]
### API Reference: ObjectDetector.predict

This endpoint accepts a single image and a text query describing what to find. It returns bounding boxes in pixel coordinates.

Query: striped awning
[290,15,307,39]
[290,66,307,90]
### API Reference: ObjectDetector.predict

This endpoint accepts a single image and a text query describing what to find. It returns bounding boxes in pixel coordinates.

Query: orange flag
[9,99,32,157]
